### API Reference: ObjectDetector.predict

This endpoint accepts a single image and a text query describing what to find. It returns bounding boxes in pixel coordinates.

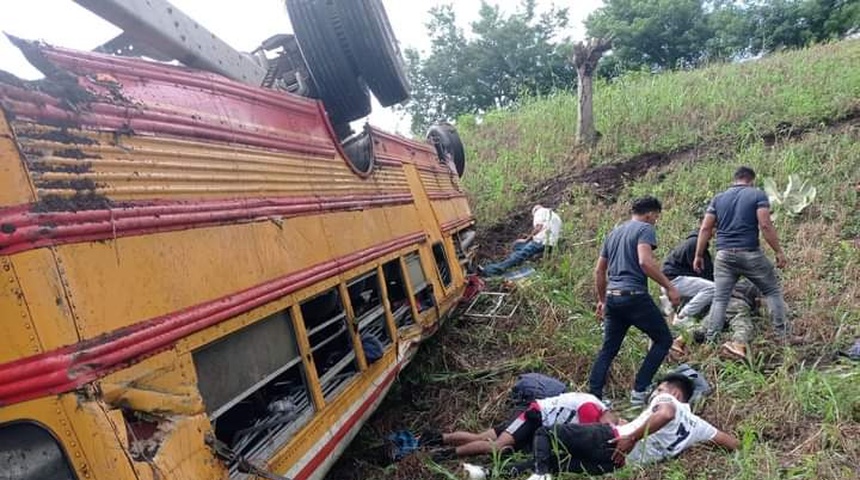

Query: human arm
[520,223,544,242]
[756,208,787,268]
[610,401,677,464]
[638,243,680,306]
[594,256,608,319]
[710,430,740,451]
[694,214,716,272]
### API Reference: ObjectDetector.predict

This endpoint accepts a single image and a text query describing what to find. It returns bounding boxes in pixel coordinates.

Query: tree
[585,0,714,72]
[402,0,574,134]
[586,0,860,75]
[573,38,612,147]
[747,0,860,53]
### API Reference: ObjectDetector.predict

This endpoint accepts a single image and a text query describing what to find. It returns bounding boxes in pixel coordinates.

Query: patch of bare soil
[477,111,860,258]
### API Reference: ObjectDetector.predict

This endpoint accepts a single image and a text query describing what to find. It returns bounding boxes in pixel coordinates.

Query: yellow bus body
[0,41,473,480]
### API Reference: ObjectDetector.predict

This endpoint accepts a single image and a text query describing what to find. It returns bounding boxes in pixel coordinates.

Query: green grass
[460,39,860,225]
[333,39,859,480]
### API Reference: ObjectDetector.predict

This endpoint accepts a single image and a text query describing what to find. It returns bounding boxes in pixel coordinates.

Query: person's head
[733,166,756,185]
[653,373,696,403]
[599,409,624,426]
[631,196,662,224]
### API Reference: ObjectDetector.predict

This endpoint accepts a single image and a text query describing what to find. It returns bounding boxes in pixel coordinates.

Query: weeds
[332,39,859,480]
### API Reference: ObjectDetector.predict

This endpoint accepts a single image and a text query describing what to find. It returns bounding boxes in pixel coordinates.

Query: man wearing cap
[479,204,561,277]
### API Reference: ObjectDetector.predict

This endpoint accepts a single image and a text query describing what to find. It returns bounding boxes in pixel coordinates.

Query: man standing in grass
[588,196,680,406]
[694,166,791,345]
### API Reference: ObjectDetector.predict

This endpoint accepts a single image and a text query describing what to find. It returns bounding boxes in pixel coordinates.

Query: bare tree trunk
[574,38,612,147]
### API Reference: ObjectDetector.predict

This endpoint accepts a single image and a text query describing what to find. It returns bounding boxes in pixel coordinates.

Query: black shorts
[493,402,542,451]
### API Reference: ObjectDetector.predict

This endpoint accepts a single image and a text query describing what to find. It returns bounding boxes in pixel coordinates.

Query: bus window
[404,252,436,313]
[193,309,313,468]
[432,242,452,287]
[300,289,359,400]
[382,259,415,328]
[0,422,77,480]
[347,272,392,363]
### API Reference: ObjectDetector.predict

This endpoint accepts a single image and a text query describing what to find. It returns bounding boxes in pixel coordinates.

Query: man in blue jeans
[479,205,561,276]
[693,166,792,345]
[588,197,680,405]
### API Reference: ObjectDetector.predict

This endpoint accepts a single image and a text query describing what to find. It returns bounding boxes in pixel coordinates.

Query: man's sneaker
[630,390,649,406]
[430,447,456,462]
[525,474,553,480]
[670,336,687,355]
[525,474,552,480]
[720,341,748,360]
[419,428,443,447]
[462,463,488,480]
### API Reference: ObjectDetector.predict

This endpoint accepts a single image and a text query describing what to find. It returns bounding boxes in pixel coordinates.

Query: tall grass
[334,40,859,480]
[460,39,860,225]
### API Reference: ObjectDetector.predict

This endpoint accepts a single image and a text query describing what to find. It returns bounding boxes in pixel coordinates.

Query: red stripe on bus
[0,193,413,255]
[293,363,403,480]
[427,191,467,201]
[0,232,426,406]
[441,216,475,233]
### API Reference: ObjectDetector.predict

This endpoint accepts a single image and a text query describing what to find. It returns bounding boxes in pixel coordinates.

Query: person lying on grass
[422,392,618,460]
[515,373,739,480]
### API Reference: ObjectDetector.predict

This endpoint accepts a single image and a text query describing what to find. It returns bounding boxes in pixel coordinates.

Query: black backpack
[509,373,567,407]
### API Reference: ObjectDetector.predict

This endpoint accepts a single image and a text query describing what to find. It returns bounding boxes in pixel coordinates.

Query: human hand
[596,301,605,322]
[693,256,704,273]
[608,435,636,465]
[775,252,788,269]
[667,285,681,307]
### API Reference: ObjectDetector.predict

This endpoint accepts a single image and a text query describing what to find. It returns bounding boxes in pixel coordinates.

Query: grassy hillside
[332,40,859,480]
[460,40,860,225]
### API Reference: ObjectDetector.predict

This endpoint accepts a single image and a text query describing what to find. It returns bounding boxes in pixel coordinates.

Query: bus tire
[286,0,371,124]
[334,0,410,107]
[426,123,466,177]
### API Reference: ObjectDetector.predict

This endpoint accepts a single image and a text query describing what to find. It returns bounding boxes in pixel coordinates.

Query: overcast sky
[0,0,602,134]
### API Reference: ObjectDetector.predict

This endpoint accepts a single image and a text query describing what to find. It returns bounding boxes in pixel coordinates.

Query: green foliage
[587,0,860,74]
[459,39,860,225]
[586,0,714,72]
[763,175,818,220]
[402,0,574,134]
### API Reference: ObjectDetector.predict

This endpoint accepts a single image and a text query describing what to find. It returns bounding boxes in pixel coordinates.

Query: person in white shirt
[519,374,739,480]
[424,392,615,459]
[479,205,562,277]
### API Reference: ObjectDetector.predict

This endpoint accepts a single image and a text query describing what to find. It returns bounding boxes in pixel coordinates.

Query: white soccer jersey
[616,393,718,465]
[535,392,606,427]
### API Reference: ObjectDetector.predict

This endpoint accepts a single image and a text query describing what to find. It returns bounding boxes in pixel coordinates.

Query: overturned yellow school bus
[0,1,474,479]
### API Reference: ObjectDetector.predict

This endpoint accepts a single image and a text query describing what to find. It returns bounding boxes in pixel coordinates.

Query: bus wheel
[426,123,466,177]
[286,0,371,124]
[334,0,410,107]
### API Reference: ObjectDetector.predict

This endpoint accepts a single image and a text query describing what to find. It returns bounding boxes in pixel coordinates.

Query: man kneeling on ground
[423,392,615,459]
[518,374,739,480]
[675,278,762,360]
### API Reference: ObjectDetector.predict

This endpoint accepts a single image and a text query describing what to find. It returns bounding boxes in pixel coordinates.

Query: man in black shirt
[662,230,714,326]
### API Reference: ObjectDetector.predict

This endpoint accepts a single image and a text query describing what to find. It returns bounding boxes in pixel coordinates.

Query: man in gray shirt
[589,197,680,405]
[694,166,790,344]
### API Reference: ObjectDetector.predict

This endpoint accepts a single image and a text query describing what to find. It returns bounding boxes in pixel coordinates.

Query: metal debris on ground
[463,291,520,320]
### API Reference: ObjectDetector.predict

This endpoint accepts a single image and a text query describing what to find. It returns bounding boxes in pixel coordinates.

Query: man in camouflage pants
[700,278,761,359]
[670,279,761,360]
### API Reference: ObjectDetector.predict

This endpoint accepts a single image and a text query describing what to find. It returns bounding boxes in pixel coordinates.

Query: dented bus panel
[0,41,474,480]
